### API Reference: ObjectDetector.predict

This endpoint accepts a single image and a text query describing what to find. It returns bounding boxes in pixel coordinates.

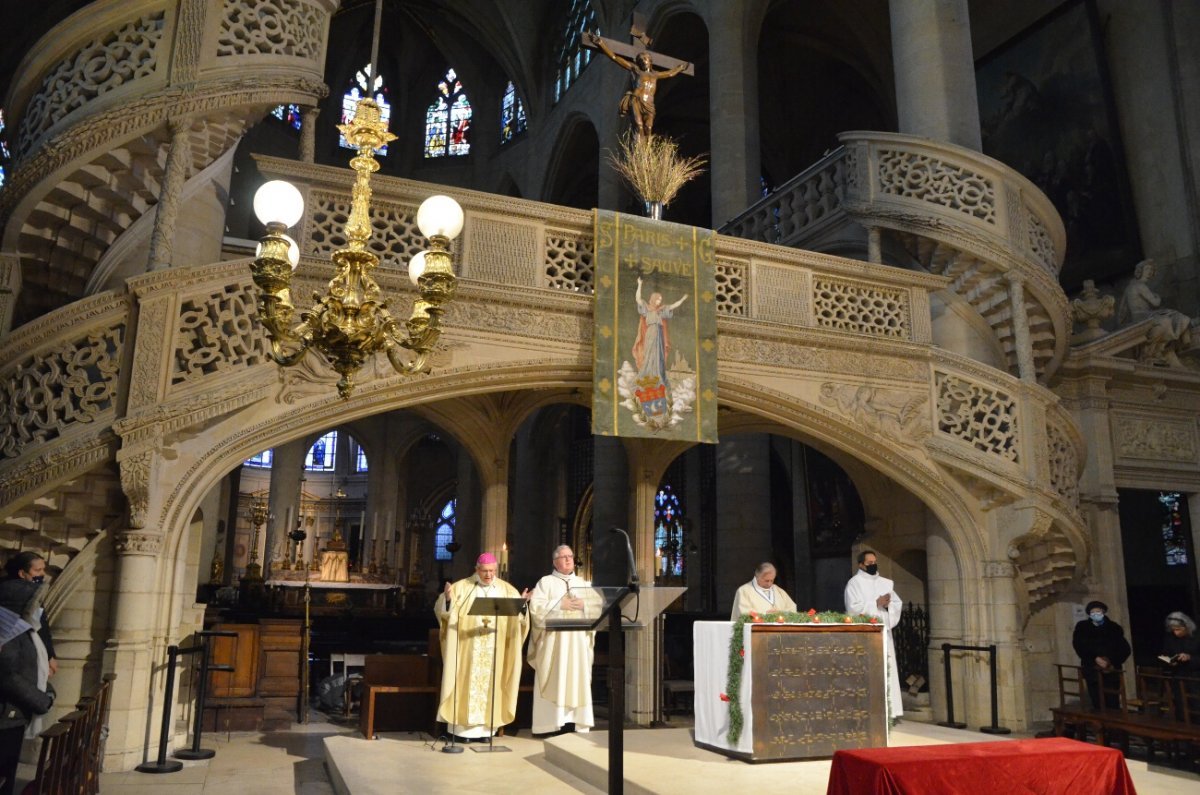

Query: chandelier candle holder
[250,96,465,399]
[244,500,269,582]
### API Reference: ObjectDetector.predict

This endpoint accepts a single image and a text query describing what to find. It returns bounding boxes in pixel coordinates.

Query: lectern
[544,584,686,794]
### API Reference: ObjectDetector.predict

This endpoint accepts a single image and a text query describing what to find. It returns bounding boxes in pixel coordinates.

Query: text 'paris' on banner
[592,209,718,443]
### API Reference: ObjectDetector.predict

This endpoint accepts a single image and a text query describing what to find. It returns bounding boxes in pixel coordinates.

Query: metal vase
[644,200,664,220]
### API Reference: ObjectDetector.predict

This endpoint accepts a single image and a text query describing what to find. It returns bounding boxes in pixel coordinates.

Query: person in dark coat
[1072,600,1131,709]
[4,553,56,678]
[0,578,54,795]
[1161,611,1200,673]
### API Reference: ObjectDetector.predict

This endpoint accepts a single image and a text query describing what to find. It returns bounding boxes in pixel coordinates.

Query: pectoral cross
[482,617,491,629]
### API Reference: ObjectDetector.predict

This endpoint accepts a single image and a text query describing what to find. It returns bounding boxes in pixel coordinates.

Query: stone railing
[0,157,1084,543]
[5,0,334,164]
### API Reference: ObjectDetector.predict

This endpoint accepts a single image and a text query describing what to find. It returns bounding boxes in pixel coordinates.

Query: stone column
[480,454,509,559]
[707,1,761,227]
[888,0,982,150]
[626,444,664,727]
[0,253,20,337]
[103,528,166,769]
[266,440,307,577]
[147,119,193,270]
[716,434,772,614]
[300,106,320,163]
[1007,276,1036,382]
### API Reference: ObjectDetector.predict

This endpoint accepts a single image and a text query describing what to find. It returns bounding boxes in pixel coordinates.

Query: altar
[265,577,400,616]
[694,621,888,762]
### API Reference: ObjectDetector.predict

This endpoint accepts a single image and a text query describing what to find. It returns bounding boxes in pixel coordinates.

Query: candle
[285,506,293,532]
[373,511,379,547]
[500,543,508,568]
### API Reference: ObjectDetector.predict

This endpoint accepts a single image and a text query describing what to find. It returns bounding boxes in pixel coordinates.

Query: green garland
[724,609,879,744]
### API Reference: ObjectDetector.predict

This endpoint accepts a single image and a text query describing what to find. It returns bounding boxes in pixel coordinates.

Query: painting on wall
[976,0,1140,291]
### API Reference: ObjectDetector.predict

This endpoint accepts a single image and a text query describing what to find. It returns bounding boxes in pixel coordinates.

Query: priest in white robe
[434,553,530,739]
[528,545,600,735]
[731,562,797,619]
[843,549,904,720]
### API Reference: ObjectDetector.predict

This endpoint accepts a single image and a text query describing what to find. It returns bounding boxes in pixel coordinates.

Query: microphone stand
[441,583,468,754]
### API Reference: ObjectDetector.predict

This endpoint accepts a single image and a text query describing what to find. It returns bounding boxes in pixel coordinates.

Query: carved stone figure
[819,383,929,446]
[1070,279,1114,343]
[1117,259,1197,367]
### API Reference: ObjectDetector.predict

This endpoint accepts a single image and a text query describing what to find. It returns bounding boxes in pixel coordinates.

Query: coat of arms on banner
[592,210,718,443]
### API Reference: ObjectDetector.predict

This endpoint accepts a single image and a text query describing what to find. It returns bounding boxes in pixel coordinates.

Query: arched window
[354,441,369,473]
[554,0,597,103]
[500,81,527,144]
[271,104,302,131]
[424,68,471,158]
[341,64,391,155]
[0,108,9,189]
[305,431,338,471]
[433,498,456,561]
[654,484,685,579]
[244,449,273,468]
[1160,492,1190,566]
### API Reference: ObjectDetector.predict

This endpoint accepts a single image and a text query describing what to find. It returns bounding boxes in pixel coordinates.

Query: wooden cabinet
[203,619,301,732]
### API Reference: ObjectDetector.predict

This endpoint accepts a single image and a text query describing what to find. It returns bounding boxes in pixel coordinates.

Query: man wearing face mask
[844,550,903,722]
[3,553,55,679]
[1072,600,1130,709]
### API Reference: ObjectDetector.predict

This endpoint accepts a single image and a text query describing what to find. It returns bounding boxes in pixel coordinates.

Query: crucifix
[584,13,694,140]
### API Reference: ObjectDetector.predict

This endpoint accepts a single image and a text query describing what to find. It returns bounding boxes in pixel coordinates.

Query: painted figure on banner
[618,276,694,431]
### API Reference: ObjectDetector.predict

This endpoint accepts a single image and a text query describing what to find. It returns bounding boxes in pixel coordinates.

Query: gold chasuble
[592,209,718,443]
[434,575,530,736]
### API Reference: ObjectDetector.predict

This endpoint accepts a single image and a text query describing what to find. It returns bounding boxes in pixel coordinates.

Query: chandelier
[250,97,463,399]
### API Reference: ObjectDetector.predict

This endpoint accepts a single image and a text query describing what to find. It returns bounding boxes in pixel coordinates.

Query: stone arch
[541,113,600,209]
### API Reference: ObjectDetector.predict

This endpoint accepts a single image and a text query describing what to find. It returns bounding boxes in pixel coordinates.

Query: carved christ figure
[586,31,689,139]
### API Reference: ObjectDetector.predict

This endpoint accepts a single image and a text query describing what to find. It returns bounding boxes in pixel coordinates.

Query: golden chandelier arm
[251,98,462,399]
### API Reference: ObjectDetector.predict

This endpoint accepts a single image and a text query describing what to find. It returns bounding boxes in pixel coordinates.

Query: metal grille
[894,602,930,691]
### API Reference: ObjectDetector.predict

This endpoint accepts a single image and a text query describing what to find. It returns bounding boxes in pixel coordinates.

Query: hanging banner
[592,209,718,444]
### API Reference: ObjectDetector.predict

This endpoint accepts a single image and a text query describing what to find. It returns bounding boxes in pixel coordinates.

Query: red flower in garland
[869,617,879,624]
[739,648,745,658]
[748,611,759,620]
[807,608,817,616]
[719,693,731,702]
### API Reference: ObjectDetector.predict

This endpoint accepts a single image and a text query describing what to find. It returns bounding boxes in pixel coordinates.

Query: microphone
[610,527,639,588]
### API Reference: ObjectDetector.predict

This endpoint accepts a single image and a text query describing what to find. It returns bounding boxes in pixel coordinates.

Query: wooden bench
[1051,664,1200,764]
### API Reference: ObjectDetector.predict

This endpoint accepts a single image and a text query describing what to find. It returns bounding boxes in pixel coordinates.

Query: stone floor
[51,714,1200,794]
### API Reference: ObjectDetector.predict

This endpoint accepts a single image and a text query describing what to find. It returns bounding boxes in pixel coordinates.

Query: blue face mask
[1089,612,1105,624]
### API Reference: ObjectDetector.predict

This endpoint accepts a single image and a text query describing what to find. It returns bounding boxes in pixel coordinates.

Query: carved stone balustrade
[721,132,1071,385]
[0,0,338,325]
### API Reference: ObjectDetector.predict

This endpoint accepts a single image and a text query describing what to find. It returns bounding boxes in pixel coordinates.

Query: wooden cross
[582,12,695,77]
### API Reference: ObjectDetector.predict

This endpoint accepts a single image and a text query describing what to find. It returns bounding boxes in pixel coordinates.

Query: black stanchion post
[938,642,966,729]
[979,644,1011,735]
[136,646,185,773]
[176,630,238,760]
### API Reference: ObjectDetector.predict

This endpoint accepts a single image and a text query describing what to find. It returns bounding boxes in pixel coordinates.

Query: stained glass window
[500,81,527,144]
[244,449,273,468]
[425,68,471,158]
[305,431,338,471]
[0,109,8,189]
[341,64,391,155]
[434,498,457,561]
[554,1,597,103]
[1159,491,1190,566]
[654,484,685,579]
[271,104,302,131]
[355,443,368,473]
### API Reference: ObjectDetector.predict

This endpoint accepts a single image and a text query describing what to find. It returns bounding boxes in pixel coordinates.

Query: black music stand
[467,596,527,753]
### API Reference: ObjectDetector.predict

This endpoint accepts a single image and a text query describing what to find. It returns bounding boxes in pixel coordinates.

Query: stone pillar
[626,443,664,727]
[480,454,509,559]
[266,440,307,577]
[103,529,166,770]
[300,106,320,163]
[147,119,193,270]
[707,1,761,227]
[0,253,20,337]
[1007,276,1036,382]
[716,434,772,614]
[888,0,982,150]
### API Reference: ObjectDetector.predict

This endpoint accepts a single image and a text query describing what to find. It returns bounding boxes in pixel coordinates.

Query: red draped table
[827,737,1137,795]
